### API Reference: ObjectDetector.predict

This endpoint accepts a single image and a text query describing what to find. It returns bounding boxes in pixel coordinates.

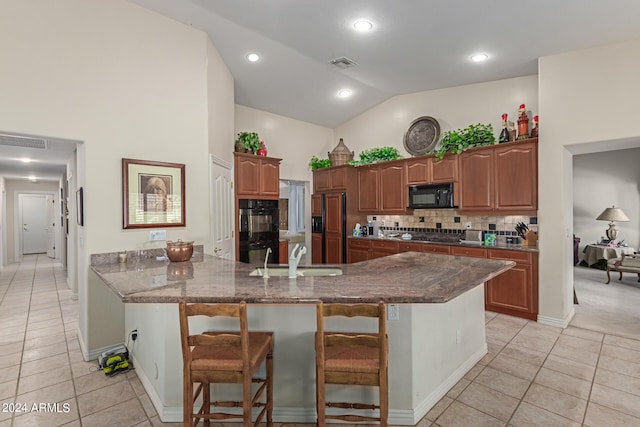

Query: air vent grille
[329,56,358,69]
[0,134,47,149]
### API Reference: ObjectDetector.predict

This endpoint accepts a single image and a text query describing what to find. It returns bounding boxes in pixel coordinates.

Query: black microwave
[408,183,455,209]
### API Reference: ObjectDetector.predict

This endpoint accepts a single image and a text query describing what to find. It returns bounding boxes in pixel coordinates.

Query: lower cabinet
[486,249,538,320]
[279,240,288,264]
[311,233,323,264]
[346,238,539,320]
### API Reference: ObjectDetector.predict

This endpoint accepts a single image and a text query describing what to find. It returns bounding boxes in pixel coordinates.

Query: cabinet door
[431,154,458,183]
[494,141,537,212]
[312,233,323,264]
[312,194,322,217]
[260,160,280,196]
[235,156,260,196]
[348,243,371,263]
[324,193,342,235]
[370,240,398,259]
[313,169,331,193]
[380,163,406,212]
[330,167,348,190]
[325,234,343,264]
[406,158,431,185]
[459,149,494,211]
[357,166,380,212]
[485,264,533,315]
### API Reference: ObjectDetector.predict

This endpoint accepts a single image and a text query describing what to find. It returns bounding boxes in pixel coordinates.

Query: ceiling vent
[0,134,47,149]
[329,56,358,70]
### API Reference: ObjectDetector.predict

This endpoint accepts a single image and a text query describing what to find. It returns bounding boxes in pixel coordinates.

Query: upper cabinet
[406,154,458,185]
[313,165,349,193]
[234,152,281,199]
[358,160,406,213]
[459,138,537,214]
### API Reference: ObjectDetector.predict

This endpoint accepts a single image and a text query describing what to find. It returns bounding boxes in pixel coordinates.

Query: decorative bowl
[166,239,194,262]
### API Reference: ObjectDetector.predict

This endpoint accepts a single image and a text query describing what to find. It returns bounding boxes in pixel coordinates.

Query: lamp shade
[596,206,630,222]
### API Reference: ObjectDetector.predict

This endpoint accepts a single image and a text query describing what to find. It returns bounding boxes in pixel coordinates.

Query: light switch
[149,230,166,241]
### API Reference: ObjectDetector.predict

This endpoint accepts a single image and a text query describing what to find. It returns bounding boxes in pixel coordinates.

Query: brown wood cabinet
[312,233,323,264]
[406,154,458,185]
[312,194,322,217]
[458,139,538,214]
[347,238,371,263]
[494,141,538,212]
[458,147,494,211]
[358,160,406,213]
[234,153,281,199]
[324,193,344,264]
[486,249,538,320]
[346,237,538,321]
[313,166,349,193]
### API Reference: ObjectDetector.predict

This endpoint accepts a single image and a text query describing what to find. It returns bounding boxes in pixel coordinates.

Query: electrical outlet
[465,222,472,229]
[380,220,385,226]
[387,304,399,321]
[149,230,166,241]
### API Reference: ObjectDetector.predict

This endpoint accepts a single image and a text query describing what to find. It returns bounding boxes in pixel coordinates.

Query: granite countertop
[349,235,539,253]
[91,252,514,304]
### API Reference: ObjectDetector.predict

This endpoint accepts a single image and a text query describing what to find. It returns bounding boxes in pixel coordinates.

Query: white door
[21,194,48,254]
[46,195,56,258]
[211,158,234,259]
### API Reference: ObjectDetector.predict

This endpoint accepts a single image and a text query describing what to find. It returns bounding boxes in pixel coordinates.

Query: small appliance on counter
[460,229,483,245]
[367,220,379,238]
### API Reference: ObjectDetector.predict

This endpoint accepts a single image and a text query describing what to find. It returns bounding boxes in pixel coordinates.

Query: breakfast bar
[90,249,514,425]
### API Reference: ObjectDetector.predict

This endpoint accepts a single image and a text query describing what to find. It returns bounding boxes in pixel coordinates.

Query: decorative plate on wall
[403,116,440,156]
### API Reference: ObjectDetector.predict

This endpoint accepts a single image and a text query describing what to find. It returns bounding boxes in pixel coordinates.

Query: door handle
[23,224,28,231]
[213,247,221,254]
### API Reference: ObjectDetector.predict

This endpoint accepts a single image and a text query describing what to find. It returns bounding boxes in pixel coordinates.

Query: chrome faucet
[288,244,307,279]
[263,247,272,279]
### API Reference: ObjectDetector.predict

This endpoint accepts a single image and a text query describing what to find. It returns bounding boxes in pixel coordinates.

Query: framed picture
[122,158,186,229]
[76,187,84,226]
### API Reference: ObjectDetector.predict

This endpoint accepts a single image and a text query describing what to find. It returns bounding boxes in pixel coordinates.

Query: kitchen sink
[249,267,343,277]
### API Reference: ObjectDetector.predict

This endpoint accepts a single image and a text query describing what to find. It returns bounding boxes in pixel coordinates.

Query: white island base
[125,284,486,425]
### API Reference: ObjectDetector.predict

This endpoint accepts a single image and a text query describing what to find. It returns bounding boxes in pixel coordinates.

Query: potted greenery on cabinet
[235,132,261,154]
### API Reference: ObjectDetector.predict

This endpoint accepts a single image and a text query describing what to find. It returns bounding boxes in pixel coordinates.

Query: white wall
[573,148,640,256]
[0,0,233,354]
[335,75,538,157]
[235,105,335,182]
[539,39,640,325]
[207,38,235,166]
[0,177,4,267]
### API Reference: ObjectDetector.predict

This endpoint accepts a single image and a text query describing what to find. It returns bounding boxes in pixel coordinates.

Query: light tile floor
[1,255,640,426]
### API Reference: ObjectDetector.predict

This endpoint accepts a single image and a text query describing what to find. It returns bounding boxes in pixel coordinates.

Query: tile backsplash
[370,209,538,241]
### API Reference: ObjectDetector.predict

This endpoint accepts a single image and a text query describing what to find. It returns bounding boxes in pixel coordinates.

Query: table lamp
[596,206,630,240]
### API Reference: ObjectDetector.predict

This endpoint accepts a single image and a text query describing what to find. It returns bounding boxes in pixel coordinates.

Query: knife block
[522,230,538,247]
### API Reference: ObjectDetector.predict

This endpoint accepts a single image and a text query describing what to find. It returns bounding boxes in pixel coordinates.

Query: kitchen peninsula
[91,249,514,424]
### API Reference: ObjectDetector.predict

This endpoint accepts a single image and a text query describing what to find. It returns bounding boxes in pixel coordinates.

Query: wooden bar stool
[178,301,274,427]
[315,301,388,427]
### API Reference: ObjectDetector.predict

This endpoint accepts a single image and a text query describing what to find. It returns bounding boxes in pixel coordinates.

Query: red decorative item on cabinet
[517,104,529,140]
[257,141,267,157]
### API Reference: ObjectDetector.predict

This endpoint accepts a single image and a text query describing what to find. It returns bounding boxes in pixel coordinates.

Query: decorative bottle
[517,104,529,140]
[499,113,510,143]
[530,115,539,137]
[257,141,268,157]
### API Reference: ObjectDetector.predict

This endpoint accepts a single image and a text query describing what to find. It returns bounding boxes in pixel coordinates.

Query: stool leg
[243,370,251,427]
[203,382,210,427]
[606,268,611,284]
[267,350,274,426]
[316,367,325,427]
[380,372,388,427]
[184,373,192,427]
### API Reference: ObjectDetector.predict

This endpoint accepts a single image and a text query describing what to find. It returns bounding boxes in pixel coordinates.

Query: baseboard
[144,345,487,425]
[537,306,575,328]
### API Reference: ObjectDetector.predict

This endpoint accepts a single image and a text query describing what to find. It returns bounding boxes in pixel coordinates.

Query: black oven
[408,183,455,209]
[238,199,279,264]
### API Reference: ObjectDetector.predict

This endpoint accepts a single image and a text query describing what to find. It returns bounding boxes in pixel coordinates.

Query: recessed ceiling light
[353,20,373,32]
[470,53,489,62]
[20,157,32,163]
[246,53,260,62]
[337,89,353,98]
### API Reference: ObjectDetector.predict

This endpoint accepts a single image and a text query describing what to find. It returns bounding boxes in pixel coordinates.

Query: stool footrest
[327,401,379,410]
[326,414,380,422]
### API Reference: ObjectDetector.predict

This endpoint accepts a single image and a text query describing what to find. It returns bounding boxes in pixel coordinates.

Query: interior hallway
[1,255,640,426]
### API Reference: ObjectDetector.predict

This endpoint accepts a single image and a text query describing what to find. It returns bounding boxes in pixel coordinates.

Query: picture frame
[122,158,186,229]
[76,187,84,226]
